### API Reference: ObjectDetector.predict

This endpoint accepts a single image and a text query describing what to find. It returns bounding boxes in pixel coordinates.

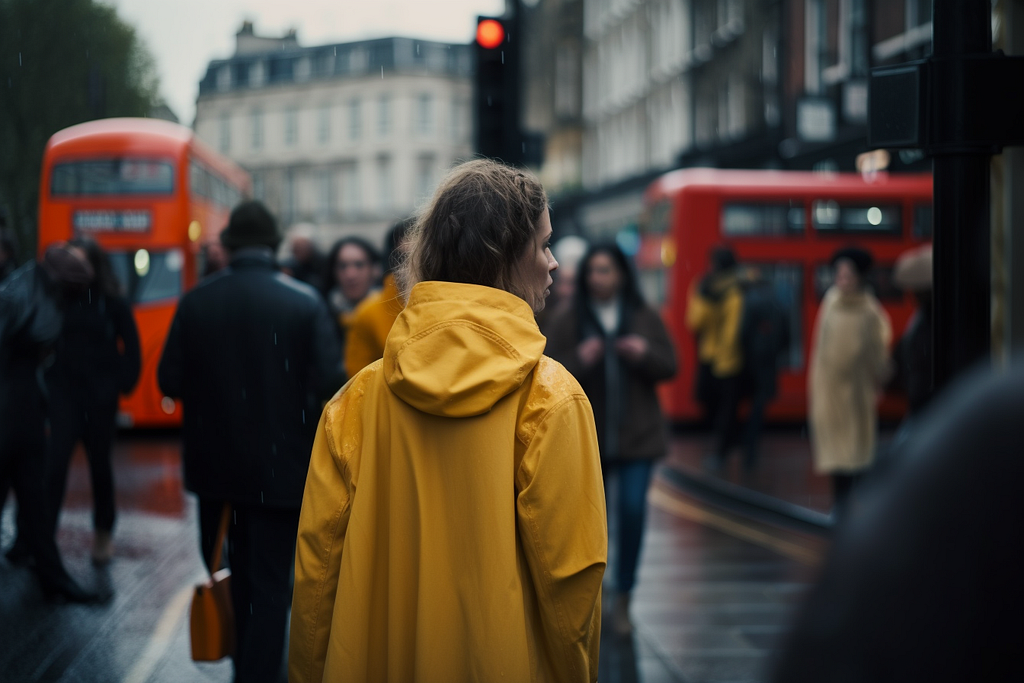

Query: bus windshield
[107,248,184,305]
[51,158,175,196]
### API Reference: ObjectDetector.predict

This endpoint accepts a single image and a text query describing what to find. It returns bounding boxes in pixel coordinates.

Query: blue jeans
[604,459,654,594]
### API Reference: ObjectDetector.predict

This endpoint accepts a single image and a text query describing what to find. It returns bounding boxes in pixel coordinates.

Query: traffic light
[473,15,522,165]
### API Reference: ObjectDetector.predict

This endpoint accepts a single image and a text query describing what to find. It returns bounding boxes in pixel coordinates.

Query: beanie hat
[893,244,932,291]
[220,201,281,251]
[42,243,94,286]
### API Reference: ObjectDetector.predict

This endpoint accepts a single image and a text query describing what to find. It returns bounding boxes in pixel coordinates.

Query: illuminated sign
[73,210,152,233]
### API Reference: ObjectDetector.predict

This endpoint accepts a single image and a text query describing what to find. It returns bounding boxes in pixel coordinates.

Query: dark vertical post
[931,0,992,391]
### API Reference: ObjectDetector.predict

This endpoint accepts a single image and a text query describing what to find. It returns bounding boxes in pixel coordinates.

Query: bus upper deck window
[51,159,174,196]
[721,202,804,237]
[812,200,901,235]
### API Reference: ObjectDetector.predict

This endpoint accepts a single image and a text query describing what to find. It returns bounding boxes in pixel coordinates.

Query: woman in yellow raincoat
[289,159,607,683]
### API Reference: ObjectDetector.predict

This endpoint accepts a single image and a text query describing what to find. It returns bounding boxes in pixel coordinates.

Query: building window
[218,113,231,153]
[317,104,331,144]
[252,172,264,201]
[349,99,361,141]
[415,155,437,200]
[284,107,299,146]
[449,98,466,141]
[341,162,360,219]
[251,109,264,150]
[377,155,392,213]
[283,169,296,223]
[378,95,391,138]
[316,169,333,221]
[415,94,433,136]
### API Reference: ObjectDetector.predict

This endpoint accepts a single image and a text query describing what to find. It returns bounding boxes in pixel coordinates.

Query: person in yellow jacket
[290,159,607,683]
[344,219,412,379]
[686,246,744,470]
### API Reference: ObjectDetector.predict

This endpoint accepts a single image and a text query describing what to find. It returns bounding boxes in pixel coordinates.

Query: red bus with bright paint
[38,117,250,427]
[636,168,932,422]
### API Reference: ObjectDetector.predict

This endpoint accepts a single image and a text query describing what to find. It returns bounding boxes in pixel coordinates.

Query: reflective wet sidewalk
[1,430,825,683]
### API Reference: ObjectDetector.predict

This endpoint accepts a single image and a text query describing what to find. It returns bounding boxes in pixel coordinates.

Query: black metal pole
[931,0,992,391]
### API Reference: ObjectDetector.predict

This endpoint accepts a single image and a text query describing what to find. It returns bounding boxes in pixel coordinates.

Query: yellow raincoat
[290,281,607,683]
[344,273,403,378]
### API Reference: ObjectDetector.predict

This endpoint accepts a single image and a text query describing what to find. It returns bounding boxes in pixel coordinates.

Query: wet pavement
[1,429,828,683]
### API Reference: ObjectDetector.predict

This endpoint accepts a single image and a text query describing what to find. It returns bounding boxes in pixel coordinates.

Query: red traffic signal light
[476,19,505,50]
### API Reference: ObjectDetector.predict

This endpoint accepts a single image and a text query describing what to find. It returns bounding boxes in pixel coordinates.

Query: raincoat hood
[384,281,546,417]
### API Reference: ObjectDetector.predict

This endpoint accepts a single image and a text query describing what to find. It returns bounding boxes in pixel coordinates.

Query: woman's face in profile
[520,210,558,313]
[585,252,622,303]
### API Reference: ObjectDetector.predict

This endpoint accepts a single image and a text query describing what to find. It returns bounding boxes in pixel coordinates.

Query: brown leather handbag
[190,504,235,661]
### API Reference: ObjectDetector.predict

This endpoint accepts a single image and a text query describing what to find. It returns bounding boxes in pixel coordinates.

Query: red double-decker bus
[636,168,932,422]
[38,117,250,427]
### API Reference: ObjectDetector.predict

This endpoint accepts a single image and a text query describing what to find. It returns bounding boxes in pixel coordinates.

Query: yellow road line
[122,582,195,683]
[648,482,823,565]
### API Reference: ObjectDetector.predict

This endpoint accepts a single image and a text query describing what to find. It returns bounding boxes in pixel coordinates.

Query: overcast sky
[104,0,506,125]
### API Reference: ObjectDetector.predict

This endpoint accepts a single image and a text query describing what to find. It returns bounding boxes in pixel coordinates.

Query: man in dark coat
[158,201,342,683]
[0,244,101,603]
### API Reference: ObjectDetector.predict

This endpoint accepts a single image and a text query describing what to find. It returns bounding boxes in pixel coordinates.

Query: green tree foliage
[0,0,159,260]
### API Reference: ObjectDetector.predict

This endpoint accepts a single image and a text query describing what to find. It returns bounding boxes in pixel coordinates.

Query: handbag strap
[210,503,231,573]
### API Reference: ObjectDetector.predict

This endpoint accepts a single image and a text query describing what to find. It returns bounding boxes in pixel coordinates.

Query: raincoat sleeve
[685,280,709,333]
[289,404,352,683]
[516,394,607,683]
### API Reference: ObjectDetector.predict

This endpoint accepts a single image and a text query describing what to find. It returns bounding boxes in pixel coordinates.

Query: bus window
[721,202,804,237]
[108,248,184,305]
[747,263,804,370]
[812,201,901,234]
[913,203,933,239]
[51,159,174,196]
[643,200,672,235]
[815,262,903,302]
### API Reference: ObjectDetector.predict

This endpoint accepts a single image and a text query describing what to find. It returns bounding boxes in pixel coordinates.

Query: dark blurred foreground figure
[686,246,744,470]
[41,238,140,566]
[289,160,606,683]
[158,201,342,683]
[546,242,676,635]
[0,244,101,603]
[738,267,789,469]
[773,363,1024,683]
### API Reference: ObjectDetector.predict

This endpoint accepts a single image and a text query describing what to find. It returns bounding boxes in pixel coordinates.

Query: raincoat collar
[384,281,546,418]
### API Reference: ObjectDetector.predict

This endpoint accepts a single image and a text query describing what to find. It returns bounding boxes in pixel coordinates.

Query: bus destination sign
[73,210,152,233]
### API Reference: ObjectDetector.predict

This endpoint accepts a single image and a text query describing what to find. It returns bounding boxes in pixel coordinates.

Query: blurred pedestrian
[280,223,326,291]
[321,236,380,351]
[773,363,1023,683]
[546,241,677,635]
[738,267,790,469]
[0,243,101,603]
[686,246,744,470]
[16,238,140,566]
[808,246,891,518]
[157,201,342,683]
[890,244,934,419]
[343,218,412,378]
[289,159,606,683]
[538,234,588,333]
[200,239,229,278]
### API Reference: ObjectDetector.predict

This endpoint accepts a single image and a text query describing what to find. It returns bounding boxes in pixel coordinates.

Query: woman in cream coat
[289,160,606,683]
[809,247,891,517]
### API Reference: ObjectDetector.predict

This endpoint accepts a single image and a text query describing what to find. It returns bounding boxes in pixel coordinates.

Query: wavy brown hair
[399,159,548,302]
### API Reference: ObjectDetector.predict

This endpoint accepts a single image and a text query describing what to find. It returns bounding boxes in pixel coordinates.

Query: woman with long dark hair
[45,237,140,564]
[545,242,677,635]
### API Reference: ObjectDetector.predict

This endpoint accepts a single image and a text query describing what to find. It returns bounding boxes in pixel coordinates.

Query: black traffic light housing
[473,15,523,166]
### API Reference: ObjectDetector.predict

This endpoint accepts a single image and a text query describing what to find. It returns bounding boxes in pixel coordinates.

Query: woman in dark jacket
[45,238,141,564]
[545,242,677,635]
